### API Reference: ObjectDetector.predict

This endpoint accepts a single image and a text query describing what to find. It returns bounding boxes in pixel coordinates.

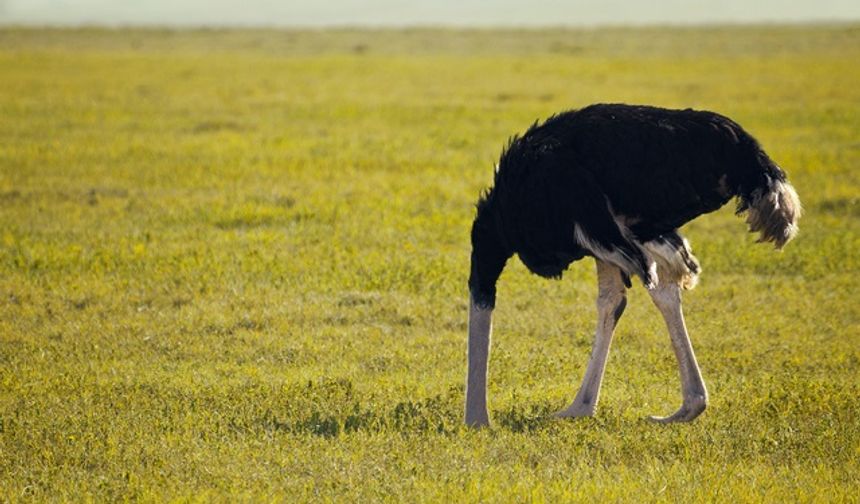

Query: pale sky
[1,0,859,27]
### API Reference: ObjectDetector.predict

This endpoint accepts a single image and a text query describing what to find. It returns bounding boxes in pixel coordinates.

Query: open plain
[1,26,859,501]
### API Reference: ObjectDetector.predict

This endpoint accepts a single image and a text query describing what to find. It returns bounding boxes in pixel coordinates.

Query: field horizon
[1,25,859,501]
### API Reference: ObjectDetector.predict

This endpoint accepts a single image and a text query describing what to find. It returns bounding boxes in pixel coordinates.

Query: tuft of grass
[1,25,859,501]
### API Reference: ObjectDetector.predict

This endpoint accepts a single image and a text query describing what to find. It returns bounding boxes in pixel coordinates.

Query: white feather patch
[574,224,658,288]
[642,237,700,290]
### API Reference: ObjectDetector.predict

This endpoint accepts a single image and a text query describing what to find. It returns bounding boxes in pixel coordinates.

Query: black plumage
[469,103,798,308]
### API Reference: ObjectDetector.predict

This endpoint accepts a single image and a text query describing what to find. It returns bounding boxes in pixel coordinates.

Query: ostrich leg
[465,296,493,427]
[647,282,708,422]
[557,260,627,418]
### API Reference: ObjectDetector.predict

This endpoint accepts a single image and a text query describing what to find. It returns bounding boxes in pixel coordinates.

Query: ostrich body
[466,104,801,427]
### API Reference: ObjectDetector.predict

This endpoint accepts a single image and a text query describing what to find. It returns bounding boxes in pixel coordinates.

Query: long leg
[557,259,627,418]
[647,281,708,422]
[465,296,493,427]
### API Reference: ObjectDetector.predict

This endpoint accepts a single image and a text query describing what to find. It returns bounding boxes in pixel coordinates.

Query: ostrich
[465,103,801,427]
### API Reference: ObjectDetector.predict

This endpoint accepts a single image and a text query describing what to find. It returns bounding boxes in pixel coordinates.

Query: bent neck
[469,211,511,309]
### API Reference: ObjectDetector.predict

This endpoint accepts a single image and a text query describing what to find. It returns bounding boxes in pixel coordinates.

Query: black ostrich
[466,103,801,427]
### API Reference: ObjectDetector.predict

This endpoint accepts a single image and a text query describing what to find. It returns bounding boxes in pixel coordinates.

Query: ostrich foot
[555,400,595,418]
[465,412,490,428]
[647,394,707,423]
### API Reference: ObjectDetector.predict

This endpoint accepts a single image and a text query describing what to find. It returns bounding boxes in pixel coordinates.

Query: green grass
[1,25,859,501]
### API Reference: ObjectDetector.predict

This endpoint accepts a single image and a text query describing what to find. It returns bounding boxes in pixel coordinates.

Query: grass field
[1,25,859,501]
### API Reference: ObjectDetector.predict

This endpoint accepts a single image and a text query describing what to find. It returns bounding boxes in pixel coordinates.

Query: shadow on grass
[260,393,460,438]
[255,379,564,438]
